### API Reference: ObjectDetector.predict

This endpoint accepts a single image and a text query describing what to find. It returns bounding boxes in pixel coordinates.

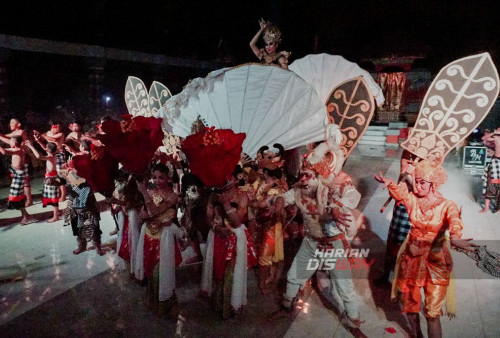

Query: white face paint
[298,169,319,192]
[186,185,200,200]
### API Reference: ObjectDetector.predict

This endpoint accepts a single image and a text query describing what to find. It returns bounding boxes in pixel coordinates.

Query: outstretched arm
[33,131,48,151]
[42,132,63,143]
[249,18,267,60]
[25,140,42,159]
[0,134,10,144]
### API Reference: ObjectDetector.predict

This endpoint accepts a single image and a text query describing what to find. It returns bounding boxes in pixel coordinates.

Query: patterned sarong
[42,171,61,207]
[8,167,26,209]
[482,157,500,211]
[388,202,411,245]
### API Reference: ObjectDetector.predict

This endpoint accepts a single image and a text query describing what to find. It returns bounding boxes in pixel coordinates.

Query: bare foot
[25,201,33,207]
[73,247,86,255]
[21,217,37,225]
[47,217,59,223]
[109,229,118,236]
[479,208,489,214]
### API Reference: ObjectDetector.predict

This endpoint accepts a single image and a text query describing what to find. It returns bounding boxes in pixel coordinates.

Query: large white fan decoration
[289,54,385,107]
[156,64,328,157]
[124,76,181,155]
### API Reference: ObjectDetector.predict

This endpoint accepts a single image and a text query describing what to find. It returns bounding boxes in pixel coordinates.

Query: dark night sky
[1,0,499,67]
[0,0,499,117]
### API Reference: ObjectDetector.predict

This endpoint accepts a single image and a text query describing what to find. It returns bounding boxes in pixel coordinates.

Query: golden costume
[253,178,286,266]
[387,181,463,318]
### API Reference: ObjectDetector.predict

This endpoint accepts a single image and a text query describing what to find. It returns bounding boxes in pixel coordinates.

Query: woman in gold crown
[374,160,476,338]
[249,18,291,70]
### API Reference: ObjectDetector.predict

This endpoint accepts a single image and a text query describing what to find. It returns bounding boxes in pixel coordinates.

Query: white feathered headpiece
[303,124,345,180]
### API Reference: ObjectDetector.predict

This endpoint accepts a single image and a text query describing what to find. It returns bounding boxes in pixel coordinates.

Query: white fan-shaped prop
[157,64,328,157]
[125,76,172,117]
[289,54,385,107]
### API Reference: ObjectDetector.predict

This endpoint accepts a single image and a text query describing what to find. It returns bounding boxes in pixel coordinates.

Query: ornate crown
[263,24,282,45]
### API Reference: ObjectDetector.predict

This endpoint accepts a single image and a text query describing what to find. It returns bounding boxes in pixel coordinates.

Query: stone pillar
[0,48,10,113]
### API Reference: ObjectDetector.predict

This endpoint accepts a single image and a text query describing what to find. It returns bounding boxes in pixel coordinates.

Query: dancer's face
[414,178,432,197]
[265,42,277,54]
[298,169,318,191]
[9,119,20,131]
[152,170,169,189]
[70,123,81,132]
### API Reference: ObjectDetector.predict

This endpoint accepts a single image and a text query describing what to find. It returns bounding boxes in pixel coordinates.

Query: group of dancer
[0,19,491,338]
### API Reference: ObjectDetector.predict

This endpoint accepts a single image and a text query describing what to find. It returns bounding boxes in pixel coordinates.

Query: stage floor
[1,147,499,337]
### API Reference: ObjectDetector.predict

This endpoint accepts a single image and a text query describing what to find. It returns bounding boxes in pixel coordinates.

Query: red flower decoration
[97,115,164,175]
[385,327,397,334]
[71,150,119,197]
[182,128,245,188]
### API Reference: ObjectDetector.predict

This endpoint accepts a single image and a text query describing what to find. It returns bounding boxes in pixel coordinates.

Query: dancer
[0,118,32,206]
[34,122,67,201]
[374,160,477,338]
[65,122,83,155]
[376,149,417,285]
[63,164,104,256]
[114,172,144,275]
[135,162,184,316]
[249,18,291,68]
[252,145,288,294]
[0,136,36,224]
[280,134,363,331]
[201,171,258,319]
[25,140,61,222]
[179,173,210,264]
[480,130,500,213]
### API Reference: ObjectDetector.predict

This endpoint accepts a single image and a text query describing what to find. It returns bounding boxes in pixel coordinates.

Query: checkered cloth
[482,156,500,194]
[7,167,26,209]
[42,173,61,207]
[388,202,411,245]
[23,161,31,187]
[70,185,92,209]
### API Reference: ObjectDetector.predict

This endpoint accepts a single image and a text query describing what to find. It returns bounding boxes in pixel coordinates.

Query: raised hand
[259,18,268,30]
[451,237,478,252]
[373,171,393,189]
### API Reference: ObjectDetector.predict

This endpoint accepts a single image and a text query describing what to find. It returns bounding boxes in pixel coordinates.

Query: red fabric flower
[97,115,164,175]
[182,128,246,188]
[71,150,119,197]
[385,327,397,334]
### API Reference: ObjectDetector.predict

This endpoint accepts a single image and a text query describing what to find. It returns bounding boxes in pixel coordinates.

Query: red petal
[385,327,397,334]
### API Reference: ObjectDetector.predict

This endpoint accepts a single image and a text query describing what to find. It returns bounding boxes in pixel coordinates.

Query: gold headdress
[414,160,447,188]
[263,23,282,45]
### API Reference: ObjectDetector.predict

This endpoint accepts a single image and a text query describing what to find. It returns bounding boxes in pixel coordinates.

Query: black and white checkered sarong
[482,157,500,193]
[388,202,411,245]
[8,167,26,209]
[42,176,61,207]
